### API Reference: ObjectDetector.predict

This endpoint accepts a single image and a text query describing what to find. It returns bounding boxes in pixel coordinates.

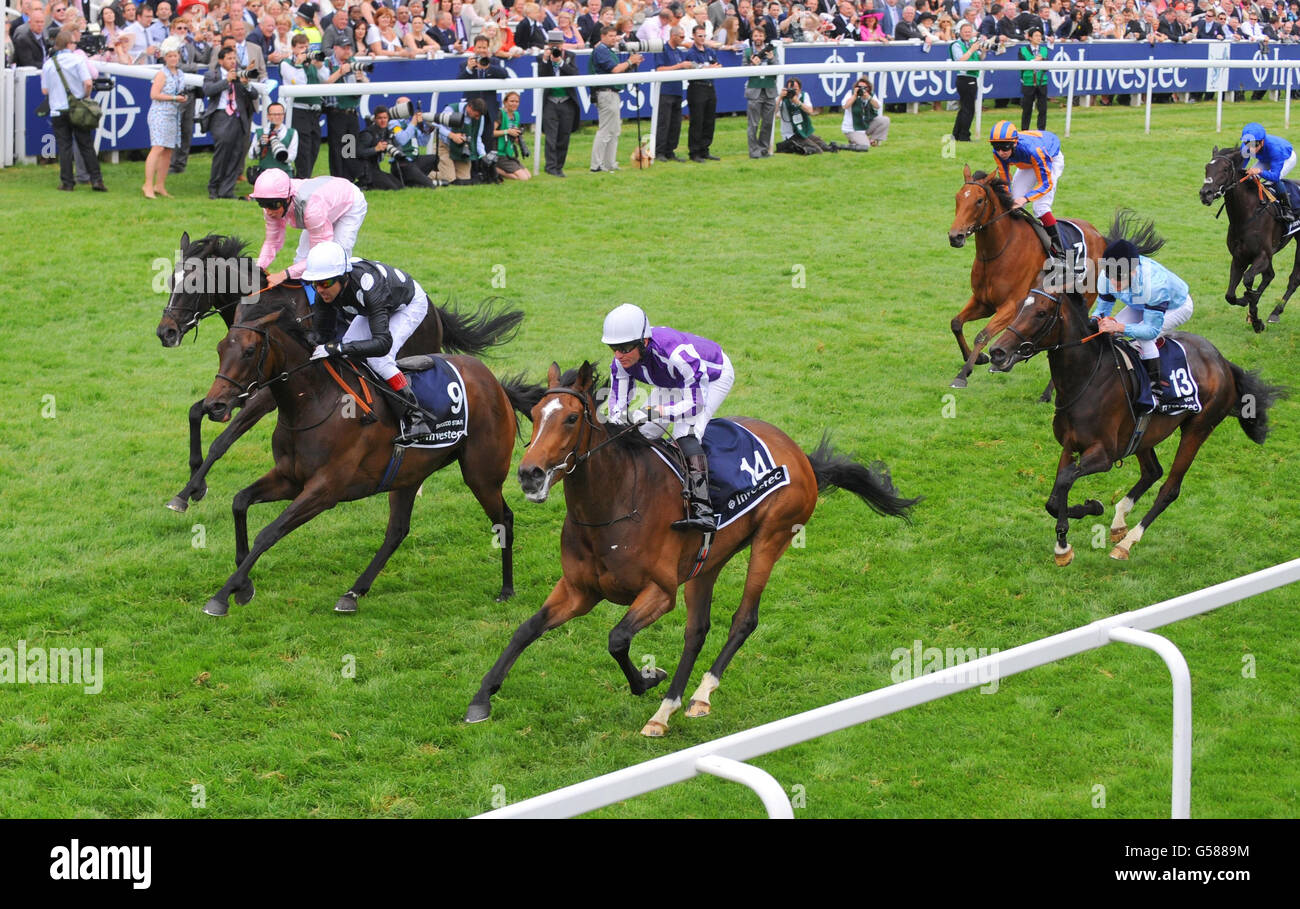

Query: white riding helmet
[301,241,350,281]
[601,303,650,345]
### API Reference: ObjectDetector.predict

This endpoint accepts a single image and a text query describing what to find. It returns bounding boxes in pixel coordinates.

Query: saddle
[1015,209,1086,260]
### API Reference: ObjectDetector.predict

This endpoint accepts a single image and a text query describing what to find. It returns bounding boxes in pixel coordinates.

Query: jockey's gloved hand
[1087,317,1100,334]
[310,345,329,360]
[310,342,342,361]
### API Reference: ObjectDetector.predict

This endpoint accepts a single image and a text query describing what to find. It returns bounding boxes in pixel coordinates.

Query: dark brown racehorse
[988,212,1287,565]
[199,295,543,616]
[1200,146,1300,333]
[947,165,1106,393]
[465,362,919,736]
[156,231,522,513]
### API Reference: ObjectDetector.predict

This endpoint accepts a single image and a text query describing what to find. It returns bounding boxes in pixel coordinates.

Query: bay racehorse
[1200,145,1300,332]
[199,295,544,616]
[987,212,1287,565]
[947,165,1105,394]
[155,231,523,512]
[465,361,919,736]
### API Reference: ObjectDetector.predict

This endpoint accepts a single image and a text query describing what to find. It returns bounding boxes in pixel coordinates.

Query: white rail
[476,558,1300,819]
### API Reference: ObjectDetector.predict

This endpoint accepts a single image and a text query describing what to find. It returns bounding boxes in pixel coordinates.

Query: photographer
[247,101,298,185]
[322,41,369,180]
[743,26,777,158]
[385,97,447,188]
[949,19,983,141]
[539,29,580,177]
[840,77,889,150]
[202,45,256,199]
[776,77,835,154]
[280,33,328,180]
[490,91,532,181]
[434,96,490,185]
[40,26,107,192]
[589,25,643,173]
[458,33,510,128]
[353,106,406,190]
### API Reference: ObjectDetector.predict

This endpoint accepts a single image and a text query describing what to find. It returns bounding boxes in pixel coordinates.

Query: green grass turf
[0,99,1297,818]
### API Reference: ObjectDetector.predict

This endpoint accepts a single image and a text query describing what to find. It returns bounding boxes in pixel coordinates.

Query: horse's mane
[970,171,1015,211]
[188,233,253,261]
[557,366,657,456]
[236,295,313,349]
[1106,207,1166,256]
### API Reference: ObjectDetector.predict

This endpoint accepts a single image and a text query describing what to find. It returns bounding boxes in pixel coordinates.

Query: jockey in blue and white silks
[1092,238,1194,402]
[603,303,735,532]
[1241,122,1297,221]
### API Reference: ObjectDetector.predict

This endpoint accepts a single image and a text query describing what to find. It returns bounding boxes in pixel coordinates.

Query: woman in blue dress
[144,37,188,198]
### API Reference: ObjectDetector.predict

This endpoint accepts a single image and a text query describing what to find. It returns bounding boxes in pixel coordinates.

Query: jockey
[989,120,1066,260]
[602,303,735,533]
[250,170,369,287]
[300,241,435,445]
[1092,238,1194,404]
[1240,122,1297,223]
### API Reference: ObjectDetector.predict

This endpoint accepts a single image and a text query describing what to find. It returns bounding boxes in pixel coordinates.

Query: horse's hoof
[636,667,668,695]
[1251,318,1266,334]
[495,587,514,603]
[1109,544,1131,561]
[1084,499,1104,516]
[234,581,255,606]
[165,496,189,513]
[464,702,491,724]
[685,699,712,718]
[640,720,668,737]
[950,377,968,389]
[1054,546,1074,567]
[975,353,990,365]
[203,598,229,617]
[1268,313,1281,324]
[334,594,358,614]
[1109,526,1127,544]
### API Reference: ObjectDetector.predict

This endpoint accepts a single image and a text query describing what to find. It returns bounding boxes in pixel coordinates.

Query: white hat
[301,241,350,281]
[602,303,650,345]
[160,36,185,56]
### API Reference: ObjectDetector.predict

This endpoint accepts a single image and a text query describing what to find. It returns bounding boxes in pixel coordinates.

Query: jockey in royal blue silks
[1241,122,1298,222]
[989,120,1066,260]
[1092,238,1195,404]
[602,303,735,533]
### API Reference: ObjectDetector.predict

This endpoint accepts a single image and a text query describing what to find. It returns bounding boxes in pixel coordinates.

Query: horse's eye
[242,345,256,359]
[975,197,984,205]
[564,413,579,425]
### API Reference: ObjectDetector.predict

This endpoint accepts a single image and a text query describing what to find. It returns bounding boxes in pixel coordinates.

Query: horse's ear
[1211,145,1219,156]
[547,361,561,387]
[962,163,972,181]
[180,230,190,252]
[575,360,594,392]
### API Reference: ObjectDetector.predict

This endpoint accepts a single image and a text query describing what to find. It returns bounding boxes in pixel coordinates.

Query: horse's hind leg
[1269,242,1300,323]
[687,528,793,718]
[1111,427,1211,561]
[168,388,277,512]
[461,456,515,602]
[1110,448,1163,543]
[334,486,419,614]
[465,577,600,723]
[643,567,720,737]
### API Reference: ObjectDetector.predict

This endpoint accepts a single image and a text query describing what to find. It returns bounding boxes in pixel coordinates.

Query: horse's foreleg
[168,389,277,512]
[1269,242,1300,323]
[1225,255,1246,307]
[334,486,419,614]
[950,295,985,366]
[607,585,675,712]
[953,303,1014,389]
[1044,443,1111,566]
[1110,448,1163,543]
[204,470,311,616]
[1246,257,1273,333]
[1038,378,1055,404]
[644,567,720,737]
[1111,427,1210,561]
[465,577,600,723]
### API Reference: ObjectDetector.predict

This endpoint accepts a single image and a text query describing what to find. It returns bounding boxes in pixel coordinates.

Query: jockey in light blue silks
[1241,122,1298,223]
[603,303,735,532]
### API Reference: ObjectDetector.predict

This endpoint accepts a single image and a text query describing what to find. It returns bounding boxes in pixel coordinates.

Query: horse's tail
[436,298,524,356]
[499,373,546,421]
[1228,362,1290,444]
[804,433,920,521]
[1105,207,1166,255]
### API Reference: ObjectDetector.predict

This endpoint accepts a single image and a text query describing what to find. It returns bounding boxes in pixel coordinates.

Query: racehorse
[947,165,1106,395]
[1200,145,1300,332]
[987,211,1287,565]
[465,361,919,736]
[199,295,544,616]
[155,231,523,513]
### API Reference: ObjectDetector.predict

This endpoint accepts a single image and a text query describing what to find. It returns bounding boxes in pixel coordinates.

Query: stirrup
[396,415,435,445]
[671,512,717,532]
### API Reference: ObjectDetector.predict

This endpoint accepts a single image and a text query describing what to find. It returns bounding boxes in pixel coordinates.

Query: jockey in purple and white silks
[602,303,735,533]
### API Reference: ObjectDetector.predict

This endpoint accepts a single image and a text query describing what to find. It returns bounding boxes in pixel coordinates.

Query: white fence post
[694,756,793,819]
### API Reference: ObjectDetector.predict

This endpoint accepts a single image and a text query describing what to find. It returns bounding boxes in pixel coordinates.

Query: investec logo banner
[0,640,103,694]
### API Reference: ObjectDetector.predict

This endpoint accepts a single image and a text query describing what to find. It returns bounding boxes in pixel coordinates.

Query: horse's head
[203,304,300,423]
[988,284,1078,373]
[949,165,1008,248]
[1201,145,1243,207]
[517,361,599,503]
[157,232,254,347]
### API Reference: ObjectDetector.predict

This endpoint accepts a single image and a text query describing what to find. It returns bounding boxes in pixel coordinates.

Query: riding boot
[671,440,717,533]
[1143,356,1168,405]
[393,382,435,445]
[1047,222,1066,260]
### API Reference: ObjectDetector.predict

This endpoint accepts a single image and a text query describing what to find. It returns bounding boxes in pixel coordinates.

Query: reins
[960,179,1021,262]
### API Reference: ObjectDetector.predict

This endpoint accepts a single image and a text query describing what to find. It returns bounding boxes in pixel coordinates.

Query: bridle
[210,313,318,402]
[1000,287,1108,413]
[958,178,1020,261]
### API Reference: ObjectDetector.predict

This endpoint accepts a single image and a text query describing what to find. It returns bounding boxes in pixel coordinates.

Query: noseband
[999,288,1066,360]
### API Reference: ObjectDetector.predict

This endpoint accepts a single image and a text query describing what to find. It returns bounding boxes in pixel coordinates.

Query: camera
[241,65,260,80]
[390,99,421,120]
[270,137,290,163]
[549,46,565,59]
[353,61,375,74]
[476,55,491,67]
[783,84,800,99]
[617,37,664,54]
[431,109,467,129]
[752,44,773,60]
[91,76,116,94]
[77,31,107,56]
[481,150,500,167]
[310,50,327,63]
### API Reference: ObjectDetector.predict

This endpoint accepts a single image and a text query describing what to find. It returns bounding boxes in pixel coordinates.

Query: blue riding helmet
[1241,122,1267,157]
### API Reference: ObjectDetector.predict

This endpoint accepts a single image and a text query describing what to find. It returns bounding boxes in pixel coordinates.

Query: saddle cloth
[395,355,469,448]
[649,418,791,531]
[1115,336,1203,416]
